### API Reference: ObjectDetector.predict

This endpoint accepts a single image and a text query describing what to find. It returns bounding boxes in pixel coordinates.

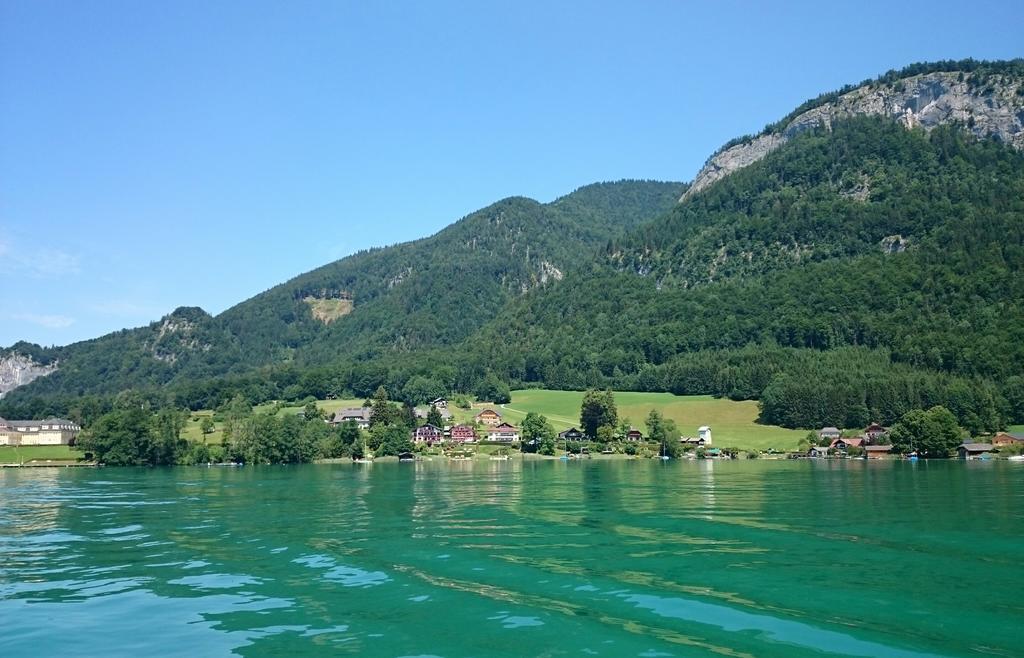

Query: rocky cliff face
[0,353,57,398]
[685,71,1024,199]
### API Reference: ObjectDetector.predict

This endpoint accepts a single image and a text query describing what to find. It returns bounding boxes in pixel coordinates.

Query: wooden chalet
[475,409,502,426]
[864,423,889,442]
[992,432,1024,446]
[558,427,585,442]
[864,445,893,459]
[830,437,864,453]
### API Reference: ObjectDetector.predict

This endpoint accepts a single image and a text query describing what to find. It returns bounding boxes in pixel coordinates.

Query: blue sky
[2,0,1022,347]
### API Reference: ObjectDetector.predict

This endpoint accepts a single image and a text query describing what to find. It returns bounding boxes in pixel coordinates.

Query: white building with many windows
[0,417,80,446]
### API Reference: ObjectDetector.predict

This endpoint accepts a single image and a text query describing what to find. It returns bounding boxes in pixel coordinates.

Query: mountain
[4,59,1024,433]
[461,116,1024,431]
[217,180,684,364]
[686,59,1024,198]
[0,181,682,403]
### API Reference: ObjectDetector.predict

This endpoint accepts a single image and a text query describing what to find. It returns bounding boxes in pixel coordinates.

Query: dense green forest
[3,61,1024,438]
[460,119,1024,430]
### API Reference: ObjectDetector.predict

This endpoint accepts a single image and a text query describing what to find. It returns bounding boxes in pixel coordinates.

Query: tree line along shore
[3,388,1021,467]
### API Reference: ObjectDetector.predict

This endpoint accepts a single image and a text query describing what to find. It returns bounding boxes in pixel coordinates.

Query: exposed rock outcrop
[147,307,214,364]
[0,353,56,398]
[685,71,1024,200]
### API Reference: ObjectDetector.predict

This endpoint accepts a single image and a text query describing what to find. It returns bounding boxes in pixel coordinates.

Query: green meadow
[0,445,84,464]
[500,389,806,452]
[185,398,371,444]
[184,390,807,452]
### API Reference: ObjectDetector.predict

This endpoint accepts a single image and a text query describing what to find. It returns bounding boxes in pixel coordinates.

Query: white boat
[1007,455,1024,462]
[489,455,509,461]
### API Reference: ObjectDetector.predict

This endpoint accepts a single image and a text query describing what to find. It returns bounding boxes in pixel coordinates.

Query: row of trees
[76,393,366,466]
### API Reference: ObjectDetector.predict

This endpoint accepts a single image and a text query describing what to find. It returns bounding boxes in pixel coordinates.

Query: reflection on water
[1,460,1022,657]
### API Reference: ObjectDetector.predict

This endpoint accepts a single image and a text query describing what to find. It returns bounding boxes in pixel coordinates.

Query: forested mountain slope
[219,180,683,363]
[1,181,682,402]
[460,118,1024,430]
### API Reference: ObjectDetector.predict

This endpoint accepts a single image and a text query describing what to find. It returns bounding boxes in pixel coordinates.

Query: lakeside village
[331,401,1024,462]
[3,394,1024,465]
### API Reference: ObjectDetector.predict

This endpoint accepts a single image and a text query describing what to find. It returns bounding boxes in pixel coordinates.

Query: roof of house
[486,422,518,431]
[996,432,1024,441]
[820,426,840,433]
[337,407,370,418]
[476,408,501,416]
[832,437,864,447]
[959,443,995,451]
[865,445,893,451]
[698,426,711,431]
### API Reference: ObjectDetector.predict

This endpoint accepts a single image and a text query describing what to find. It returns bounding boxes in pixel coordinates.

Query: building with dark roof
[0,417,80,446]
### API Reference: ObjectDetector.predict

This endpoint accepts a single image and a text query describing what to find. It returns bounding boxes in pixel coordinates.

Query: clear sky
[2,0,1022,348]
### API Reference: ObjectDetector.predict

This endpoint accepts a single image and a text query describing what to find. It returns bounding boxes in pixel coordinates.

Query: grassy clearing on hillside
[303,297,353,324]
[1008,425,1024,434]
[0,445,83,463]
[183,411,225,445]
[503,390,806,451]
[186,399,371,444]
[253,398,369,417]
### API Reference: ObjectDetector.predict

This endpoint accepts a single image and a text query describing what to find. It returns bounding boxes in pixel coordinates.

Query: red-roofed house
[830,437,864,453]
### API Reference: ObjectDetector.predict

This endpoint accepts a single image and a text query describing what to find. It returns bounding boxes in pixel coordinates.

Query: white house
[0,417,80,446]
[698,426,712,445]
[484,422,520,443]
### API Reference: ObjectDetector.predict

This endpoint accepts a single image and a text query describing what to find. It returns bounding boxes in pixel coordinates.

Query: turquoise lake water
[1,459,1022,657]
